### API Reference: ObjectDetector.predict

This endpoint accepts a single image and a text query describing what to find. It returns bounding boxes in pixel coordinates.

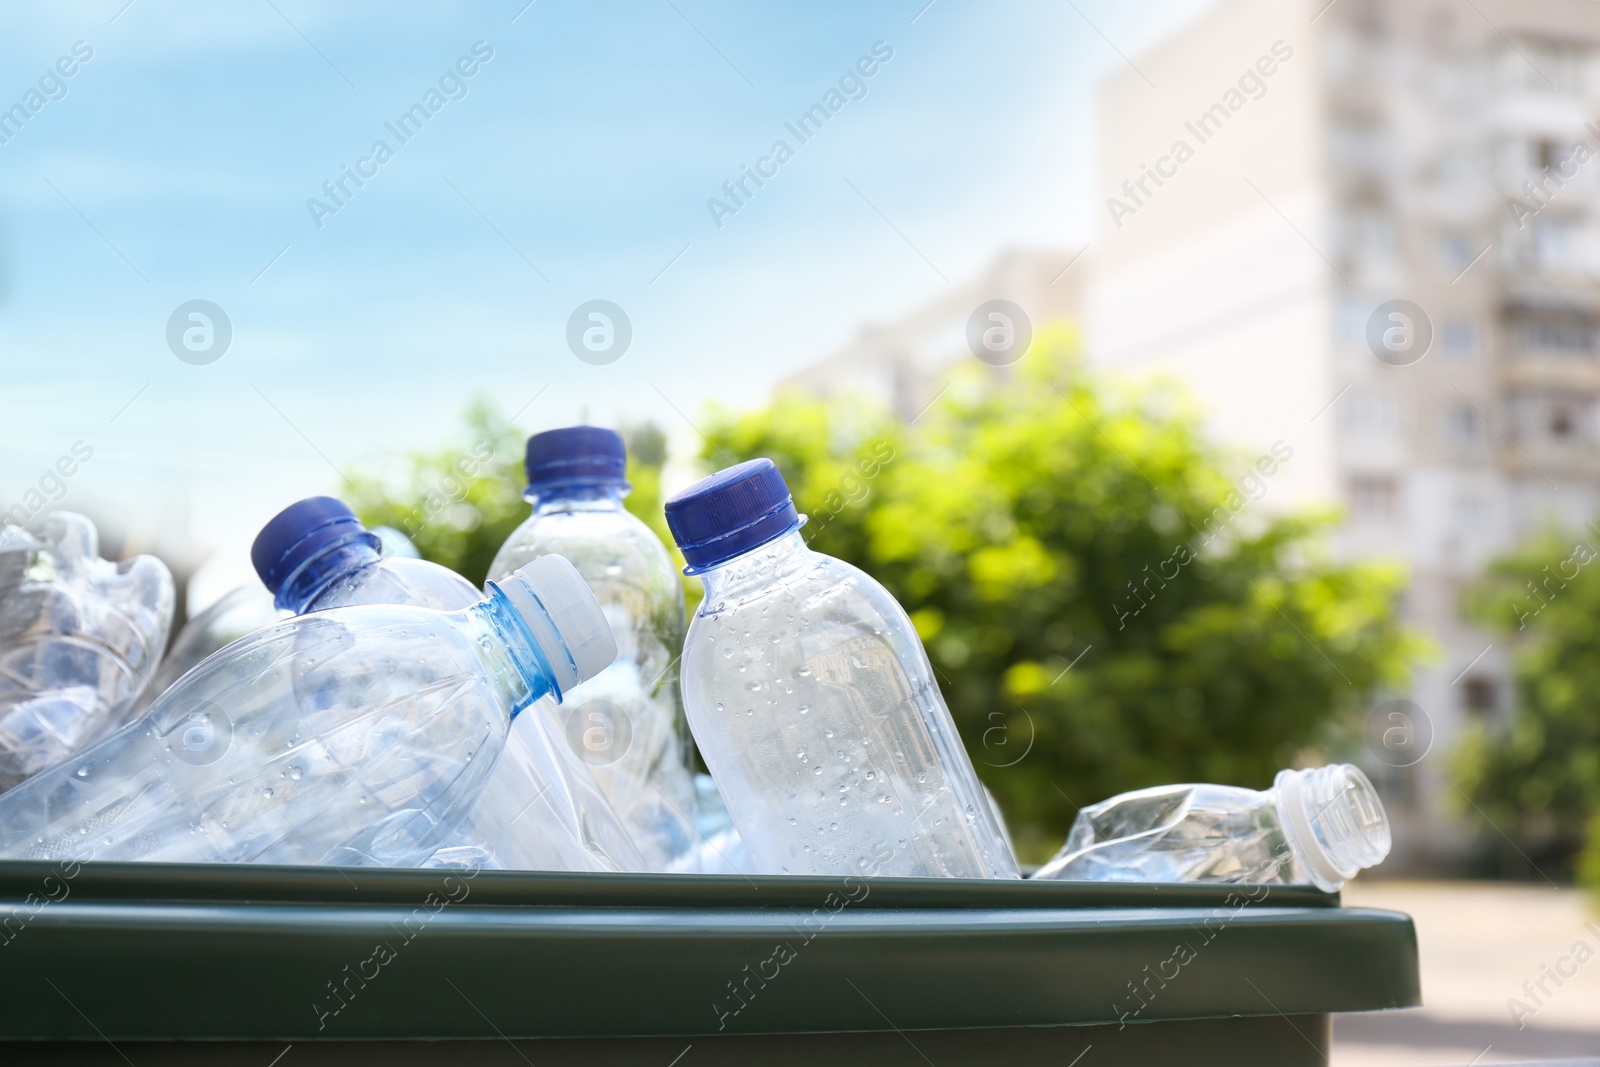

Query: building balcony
[1501,352,1600,390]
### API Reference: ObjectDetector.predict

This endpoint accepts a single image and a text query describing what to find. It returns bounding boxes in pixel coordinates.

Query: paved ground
[1332,880,1600,1066]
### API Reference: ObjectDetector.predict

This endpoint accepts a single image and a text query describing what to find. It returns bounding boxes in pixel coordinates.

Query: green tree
[342,402,674,588]
[1457,532,1600,883]
[705,326,1420,860]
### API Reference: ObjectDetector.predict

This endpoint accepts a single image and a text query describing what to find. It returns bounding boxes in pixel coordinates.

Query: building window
[1462,676,1497,719]
[1349,475,1400,522]
[1497,37,1588,94]
[1341,389,1400,438]
[1442,318,1477,361]
[1509,392,1598,445]
[1438,231,1477,273]
[1335,206,1395,274]
[1509,311,1597,355]
[1444,404,1488,452]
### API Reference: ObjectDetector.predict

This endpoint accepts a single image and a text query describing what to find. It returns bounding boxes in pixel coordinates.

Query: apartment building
[783,0,1600,869]
[1088,0,1600,867]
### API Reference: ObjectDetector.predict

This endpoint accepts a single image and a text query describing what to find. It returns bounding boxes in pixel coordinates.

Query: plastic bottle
[1031,764,1391,891]
[0,557,617,866]
[0,513,174,792]
[471,427,697,869]
[252,497,480,615]
[665,459,1018,879]
[665,772,755,875]
[134,513,436,717]
[250,497,638,872]
[130,586,284,716]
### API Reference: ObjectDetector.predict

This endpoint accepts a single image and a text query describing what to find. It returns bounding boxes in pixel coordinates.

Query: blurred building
[782,0,1600,872]
[1088,0,1600,870]
[781,248,1085,421]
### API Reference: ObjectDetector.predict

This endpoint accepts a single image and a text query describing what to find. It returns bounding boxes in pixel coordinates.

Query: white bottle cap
[492,555,616,699]
[1274,764,1391,892]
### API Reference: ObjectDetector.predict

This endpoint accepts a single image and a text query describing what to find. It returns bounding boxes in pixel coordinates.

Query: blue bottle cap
[251,496,378,595]
[525,426,629,494]
[664,458,802,574]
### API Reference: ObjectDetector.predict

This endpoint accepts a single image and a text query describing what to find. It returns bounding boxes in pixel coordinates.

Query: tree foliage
[705,327,1419,859]
[1457,532,1600,883]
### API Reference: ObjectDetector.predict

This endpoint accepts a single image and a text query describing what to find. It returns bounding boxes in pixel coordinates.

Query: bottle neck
[275,534,382,614]
[1272,765,1391,892]
[696,529,815,602]
[528,482,628,516]
[464,592,559,719]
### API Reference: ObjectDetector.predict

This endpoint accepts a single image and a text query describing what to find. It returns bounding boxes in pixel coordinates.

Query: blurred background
[5,0,1600,1061]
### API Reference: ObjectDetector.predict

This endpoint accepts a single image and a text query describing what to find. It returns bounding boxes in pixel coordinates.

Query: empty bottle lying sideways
[132,521,430,715]
[1032,763,1391,891]
[0,556,617,866]
[666,459,1018,879]
[480,427,697,869]
[246,496,641,872]
[129,586,284,717]
[0,513,174,792]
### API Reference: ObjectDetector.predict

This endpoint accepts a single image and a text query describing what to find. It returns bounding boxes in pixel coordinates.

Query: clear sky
[0,0,1216,598]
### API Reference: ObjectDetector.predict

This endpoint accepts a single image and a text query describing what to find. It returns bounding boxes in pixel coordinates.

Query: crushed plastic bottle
[1032,764,1392,891]
[0,513,174,792]
[0,556,617,866]
[467,427,697,869]
[665,459,1018,879]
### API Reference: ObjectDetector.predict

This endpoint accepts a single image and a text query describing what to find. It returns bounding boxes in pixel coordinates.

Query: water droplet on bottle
[824,728,834,739]
[789,817,797,825]
[75,766,89,778]
[797,666,812,678]
[798,704,810,715]
[814,767,823,775]
[830,821,839,830]
[288,766,303,781]
[715,703,725,713]
[261,788,274,799]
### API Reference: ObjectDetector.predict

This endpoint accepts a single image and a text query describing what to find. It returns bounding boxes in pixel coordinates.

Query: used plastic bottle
[130,586,284,716]
[135,514,437,717]
[253,497,481,615]
[664,772,755,875]
[0,556,617,866]
[665,459,1018,879]
[0,513,174,792]
[1032,764,1392,891]
[471,427,697,869]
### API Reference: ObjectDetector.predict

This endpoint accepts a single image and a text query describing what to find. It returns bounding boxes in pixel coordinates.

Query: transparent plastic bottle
[0,513,174,792]
[251,497,638,872]
[666,772,755,875]
[1032,764,1392,891]
[252,497,481,615]
[135,511,444,718]
[0,557,617,866]
[665,459,1018,879]
[469,427,696,869]
[130,586,284,716]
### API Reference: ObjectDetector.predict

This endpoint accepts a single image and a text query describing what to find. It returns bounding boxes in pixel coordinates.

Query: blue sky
[0,0,1215,595]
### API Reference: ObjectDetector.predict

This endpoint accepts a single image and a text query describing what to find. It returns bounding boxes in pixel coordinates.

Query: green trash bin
[0,860,1418,1066]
